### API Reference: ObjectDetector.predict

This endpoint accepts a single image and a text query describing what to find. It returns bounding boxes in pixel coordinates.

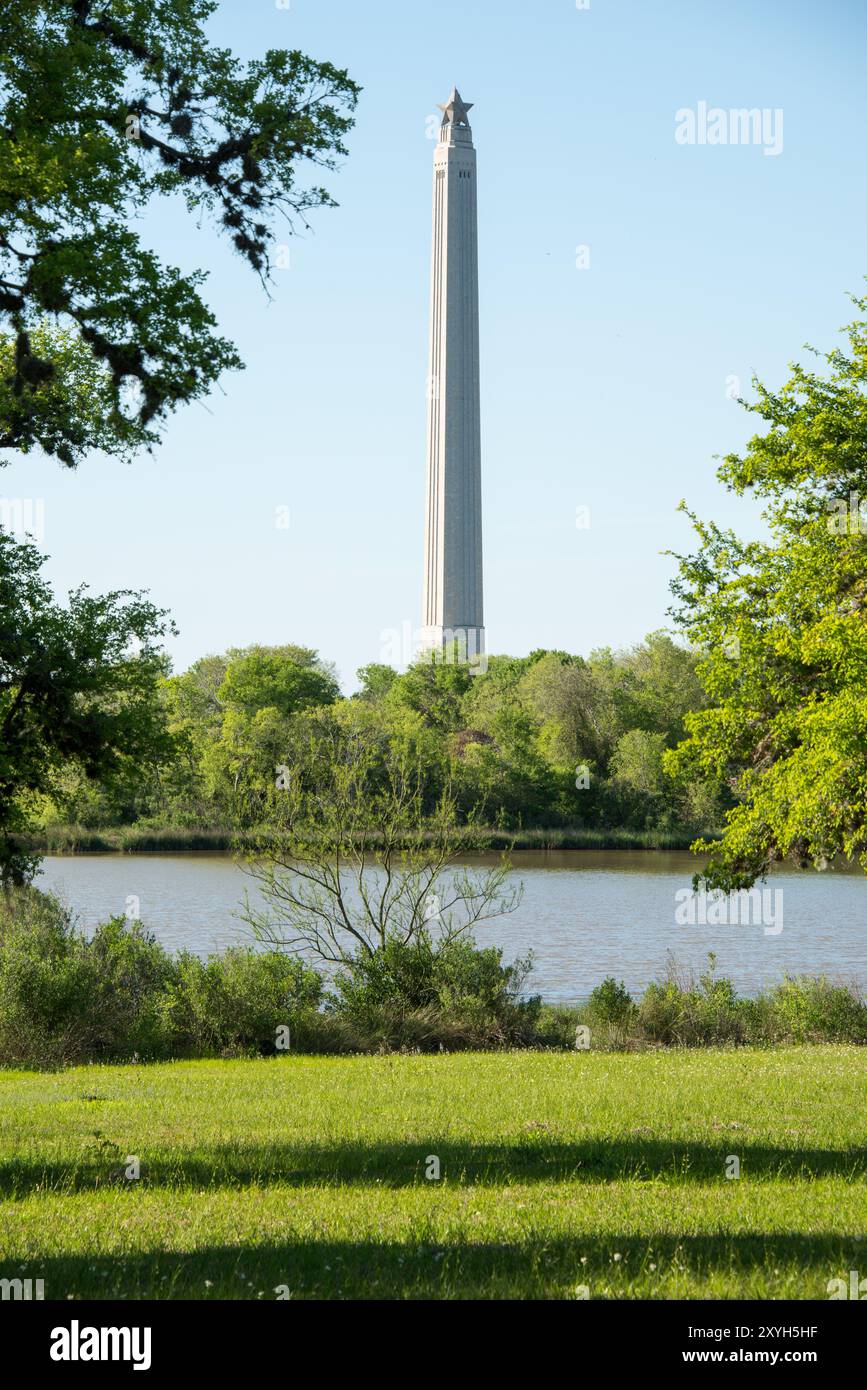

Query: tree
[460,653,537,740]
[0,0,359,465]
[239,711,521,967]
[386,650,475,733]
[158,644,340,819]
[0,530,175,881]
[517,651,617,771]
[201,704,294,815]
[604,632,706,741]
[162,652,229,734]
[354,663,397,703]
[610,729,668,798]
[668,291,867,889]
[217,644,339,719]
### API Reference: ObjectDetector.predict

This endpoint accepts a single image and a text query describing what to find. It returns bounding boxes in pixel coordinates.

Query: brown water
[36,850,867,1002]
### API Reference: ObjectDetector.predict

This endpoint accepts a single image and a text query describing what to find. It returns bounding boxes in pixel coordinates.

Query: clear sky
[3,0,866,690]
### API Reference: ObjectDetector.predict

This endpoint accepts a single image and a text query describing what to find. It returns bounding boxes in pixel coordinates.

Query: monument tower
[421,87,484,660]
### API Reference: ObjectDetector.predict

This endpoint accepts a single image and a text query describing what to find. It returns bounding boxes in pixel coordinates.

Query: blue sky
[3,0,866,689]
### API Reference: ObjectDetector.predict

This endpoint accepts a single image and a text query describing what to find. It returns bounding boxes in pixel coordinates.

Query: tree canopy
[0,0,359,465]
[0,530,175,881]
[43,631,723,838]
[668,291,867,890]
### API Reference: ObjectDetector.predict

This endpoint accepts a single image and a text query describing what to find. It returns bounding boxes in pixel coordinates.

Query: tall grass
[25,825,234,854]
[25,822,712,855]
[481,826,711,851]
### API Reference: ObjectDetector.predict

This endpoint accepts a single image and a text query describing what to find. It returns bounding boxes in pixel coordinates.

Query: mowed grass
[0,1047,864,1300]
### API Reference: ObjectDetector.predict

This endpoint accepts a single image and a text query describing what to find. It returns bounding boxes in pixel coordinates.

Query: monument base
[418,625,486,671]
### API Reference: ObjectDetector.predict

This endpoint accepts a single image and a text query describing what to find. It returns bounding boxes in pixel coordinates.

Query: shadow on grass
[1,1137,863,1197]
[10,1231,862,1300]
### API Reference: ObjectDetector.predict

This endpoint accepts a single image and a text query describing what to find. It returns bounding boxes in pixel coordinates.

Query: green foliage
[332,934,540,1047]
[161,948,324,1055]
[83,916,177,1056]
[0,530,176,882]
[611,730,667,795]
[386,651,475,732]
[638,975,747,1046]
[0,1,359,464]
[65,631,721,840]
[586,976,636,1027]
[632,957,867,1048]
[532,1003,585,1048]
[766,975,867,1044]
[0,893,863,1065]
[0,888,329,1063]
[518,651,614,770]
[668,291,867,890]
[354,664,398,703]
[151,644,339,824]
[0,889,173,1064]
[217,646,339,719]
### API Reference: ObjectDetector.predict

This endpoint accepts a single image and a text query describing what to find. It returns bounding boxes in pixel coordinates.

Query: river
[34,850,866,1002]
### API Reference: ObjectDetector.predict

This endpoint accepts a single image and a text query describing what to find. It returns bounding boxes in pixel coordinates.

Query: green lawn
[1,1047,864,1300]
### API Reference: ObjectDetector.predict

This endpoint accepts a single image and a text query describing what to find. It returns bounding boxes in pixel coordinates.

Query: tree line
[44,631,727,840]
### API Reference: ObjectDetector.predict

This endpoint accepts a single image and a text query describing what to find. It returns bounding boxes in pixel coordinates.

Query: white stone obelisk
[421,88,484,662]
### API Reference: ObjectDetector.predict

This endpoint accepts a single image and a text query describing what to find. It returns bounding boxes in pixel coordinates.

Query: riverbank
[25,823,710,854]
[1,1047,862,1299]
[32,845,866,1001]
[4,885,865,1066]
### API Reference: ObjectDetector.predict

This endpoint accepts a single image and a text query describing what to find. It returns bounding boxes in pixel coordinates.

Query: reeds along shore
[23,824,709,855]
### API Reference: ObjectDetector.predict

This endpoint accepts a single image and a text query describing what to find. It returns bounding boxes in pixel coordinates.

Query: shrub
[766,976,867,1044]
[635,979,684,1045]
[0,892,864,1064]
[161,948,324,1054]
[533,1003,583,1048]
[331,933,541,1048]
[0,889,175,1064]
[83,916,177,1056]
[638,972,747,1046]
[0,890,327,1063]
[586,977,636,1028]
[0,888,94,1065]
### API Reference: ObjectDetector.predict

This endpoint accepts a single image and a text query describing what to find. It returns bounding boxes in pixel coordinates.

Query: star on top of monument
[438,87,473,128]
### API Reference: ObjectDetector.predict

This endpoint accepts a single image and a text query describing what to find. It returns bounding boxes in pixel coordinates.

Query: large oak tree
[0,0,359,465]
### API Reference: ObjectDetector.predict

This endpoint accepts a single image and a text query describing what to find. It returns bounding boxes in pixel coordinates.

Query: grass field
[0,1047,864,1300]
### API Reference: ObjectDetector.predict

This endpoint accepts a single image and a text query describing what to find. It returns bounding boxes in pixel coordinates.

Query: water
[36,851,867,1002]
